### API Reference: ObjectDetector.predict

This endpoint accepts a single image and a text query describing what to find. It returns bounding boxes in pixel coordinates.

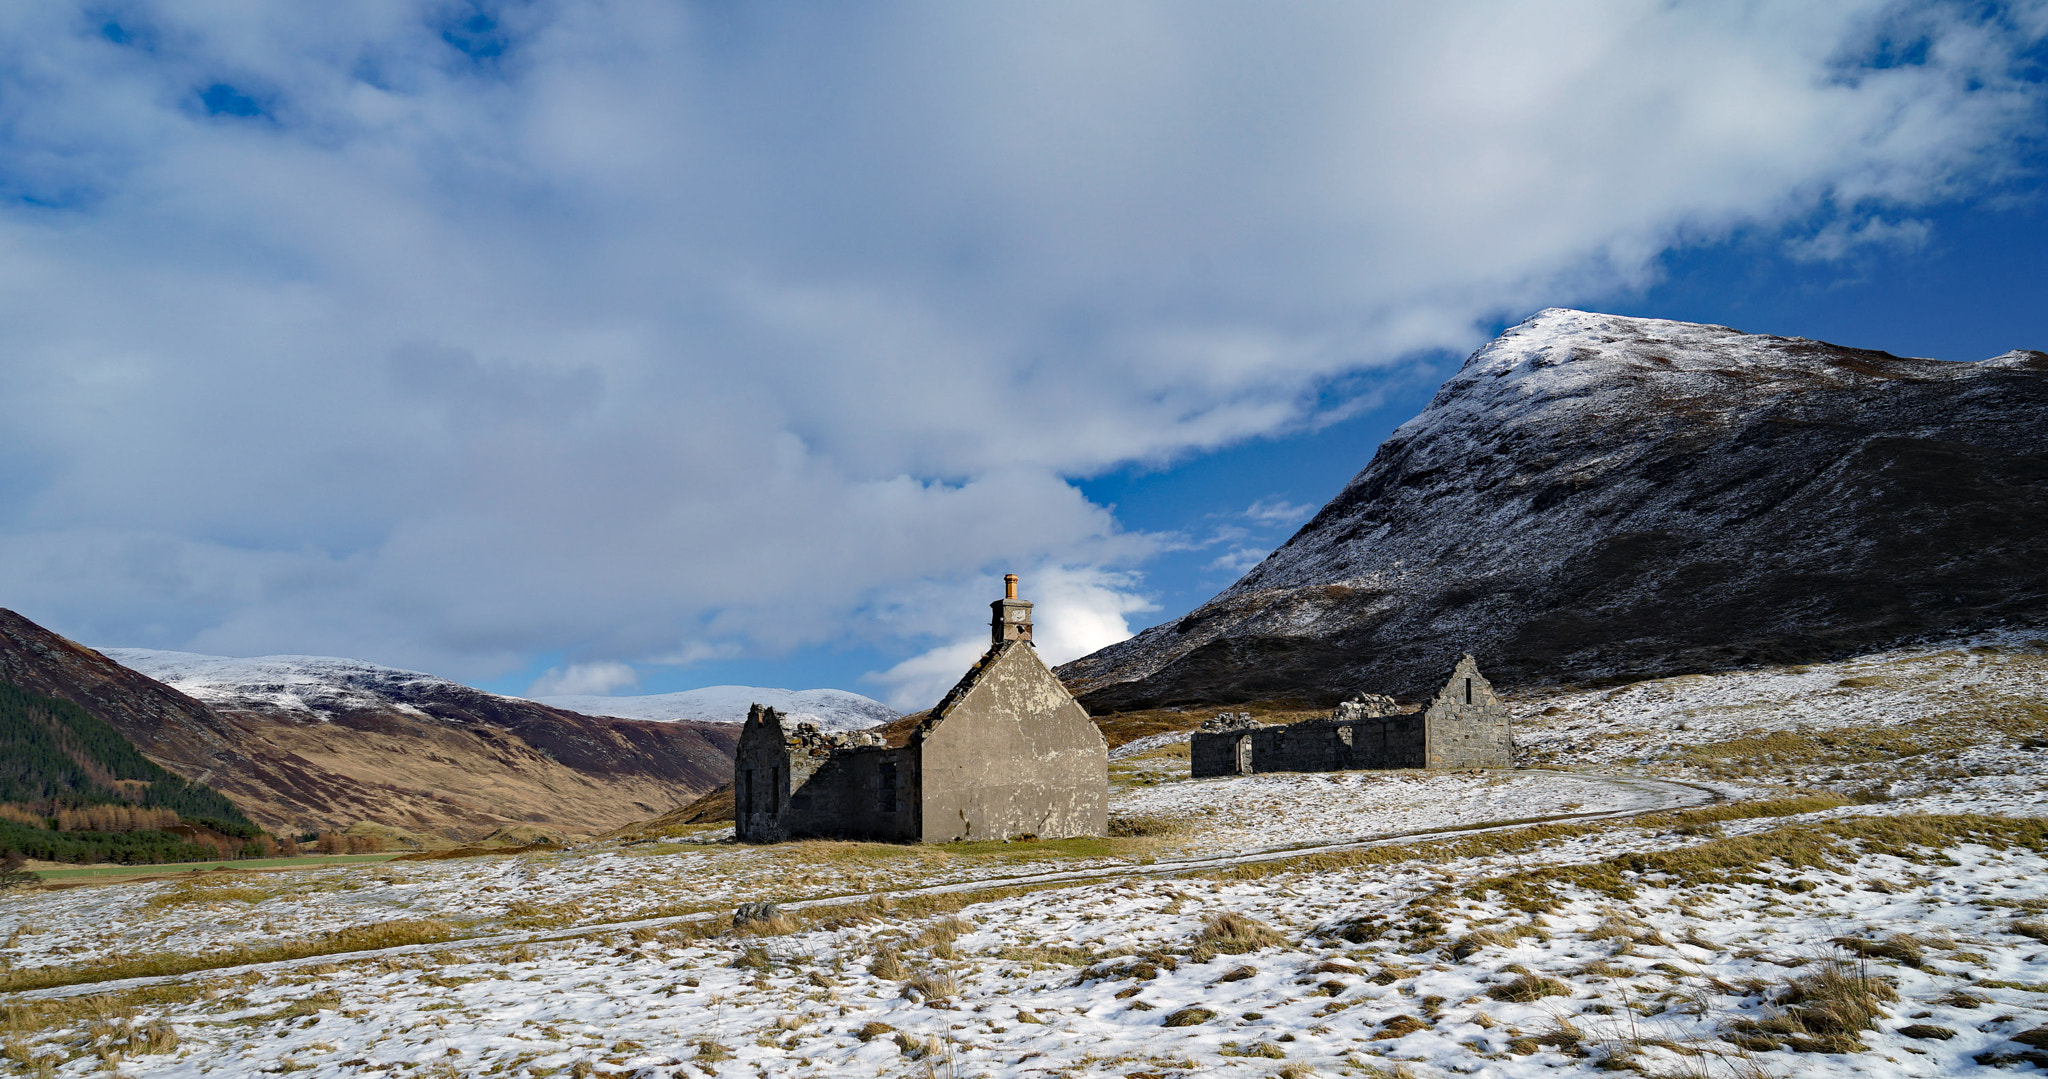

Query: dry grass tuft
[869,944,905,981]
[1829,933,1926,968]
[1192,912,1286,961]
[0,918,459,994]
[1486,974,1570,1002]
[1162,1006,1215,1027]
[902,970,959,999]
[893,1031,944,1059]
[1372,1015,1429,1040]
[1108,815,1189,838]
[911,916,972,953]
[1728,958,1897,1053]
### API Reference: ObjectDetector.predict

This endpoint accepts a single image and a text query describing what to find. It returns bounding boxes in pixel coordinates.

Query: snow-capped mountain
[530,686,896,731]
[1059,308,2048,710]
[103,649,471,718]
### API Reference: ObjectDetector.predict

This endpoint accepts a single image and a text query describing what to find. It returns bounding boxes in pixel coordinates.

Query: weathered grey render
[1189,653,1513,777]
[734,576,1109,843]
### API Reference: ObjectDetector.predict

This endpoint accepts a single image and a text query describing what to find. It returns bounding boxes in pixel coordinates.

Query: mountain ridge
[1059,309,2048,709]
[529,685,896,730]
[0,612,739,840]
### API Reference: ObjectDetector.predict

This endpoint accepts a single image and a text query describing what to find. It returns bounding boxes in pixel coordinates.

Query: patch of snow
[1108,731,1192,760]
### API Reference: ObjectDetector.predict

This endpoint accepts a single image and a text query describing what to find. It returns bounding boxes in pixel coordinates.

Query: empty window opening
[879,763,898,813]
[1465,678,1473,705]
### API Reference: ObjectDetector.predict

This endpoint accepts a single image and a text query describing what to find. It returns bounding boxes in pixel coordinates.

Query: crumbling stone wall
[1188,653,1512,777]
[1190,711,1427,776]
[735,706,909,842]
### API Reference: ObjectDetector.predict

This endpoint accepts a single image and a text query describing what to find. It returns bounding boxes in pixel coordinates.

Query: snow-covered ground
[530,686,897,729]
[0,771,1676,977]
[5,635,2045,1077]
[1117,770,1696,854]
[5,794,2044,1078]
[1512,633,2048,800]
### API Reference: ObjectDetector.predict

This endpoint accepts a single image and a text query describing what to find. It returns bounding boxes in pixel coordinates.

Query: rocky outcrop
[0,612,738,838]
[1060,309,2048,710]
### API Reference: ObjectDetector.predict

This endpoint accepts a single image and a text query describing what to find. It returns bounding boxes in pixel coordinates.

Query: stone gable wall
[918,643,1108,842]
[1422,655,1514,769]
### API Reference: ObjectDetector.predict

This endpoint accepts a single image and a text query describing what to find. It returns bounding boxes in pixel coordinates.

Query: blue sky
[0,2,2044,709]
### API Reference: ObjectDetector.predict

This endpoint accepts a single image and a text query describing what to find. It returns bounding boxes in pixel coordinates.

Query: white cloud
[1206,547,1274,575]
[0,2,2039,682]
[863,567,1157,709]
[1243,500,1315,527]
[526,661,638,697]
[1786,215,1935,262]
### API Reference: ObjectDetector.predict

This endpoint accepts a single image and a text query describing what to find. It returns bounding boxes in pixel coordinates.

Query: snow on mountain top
[104,648,897,731]
[530,686,897,730]
[102,648,459,717]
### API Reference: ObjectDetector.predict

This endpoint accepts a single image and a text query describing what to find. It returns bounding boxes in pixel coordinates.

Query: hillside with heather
[1059,309,2048,711]
[95,645,743,840]
[0,611,741,842]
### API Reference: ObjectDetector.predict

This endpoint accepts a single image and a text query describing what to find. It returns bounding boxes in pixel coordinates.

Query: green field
[32,853,403,880]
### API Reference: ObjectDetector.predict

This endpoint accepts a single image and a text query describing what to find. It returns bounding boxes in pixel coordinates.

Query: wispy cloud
[1205,547,1273,575]
[1786,215,1934,263]
[1243,499,1315,527]
[526,661,638,697]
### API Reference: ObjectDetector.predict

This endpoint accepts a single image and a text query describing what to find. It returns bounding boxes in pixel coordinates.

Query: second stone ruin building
[1190,653,1513,777]
[735,576,1108,843]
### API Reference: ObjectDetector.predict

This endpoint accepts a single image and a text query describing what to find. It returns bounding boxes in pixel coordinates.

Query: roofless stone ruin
[735,575,1109,843]
[1190,653,1513,777]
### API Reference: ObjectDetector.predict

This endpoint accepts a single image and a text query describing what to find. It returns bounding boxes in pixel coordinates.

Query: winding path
[6,771,1718,1002]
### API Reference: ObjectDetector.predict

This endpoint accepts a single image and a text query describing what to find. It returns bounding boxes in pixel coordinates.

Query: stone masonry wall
[1190,713,1426,777]
[1189,653,1514,777]
[1422,654,1514,769]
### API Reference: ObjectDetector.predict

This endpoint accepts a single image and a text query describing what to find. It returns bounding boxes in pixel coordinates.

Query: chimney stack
[991,574,1034,645]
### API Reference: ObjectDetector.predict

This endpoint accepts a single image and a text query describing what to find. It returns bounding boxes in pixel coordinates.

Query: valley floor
[2,637,2045,1079]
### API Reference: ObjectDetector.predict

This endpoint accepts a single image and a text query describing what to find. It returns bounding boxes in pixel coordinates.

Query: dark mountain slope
[0,611,738,838]
[1059,309,2048,709]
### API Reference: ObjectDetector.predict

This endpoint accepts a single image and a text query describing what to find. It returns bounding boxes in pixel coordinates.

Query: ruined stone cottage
[735,576,1108,843]
[1190,653,1513,777]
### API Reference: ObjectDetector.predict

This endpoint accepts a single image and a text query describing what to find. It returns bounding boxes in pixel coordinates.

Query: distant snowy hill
[103,649,467,717]
[530,686,897,731]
